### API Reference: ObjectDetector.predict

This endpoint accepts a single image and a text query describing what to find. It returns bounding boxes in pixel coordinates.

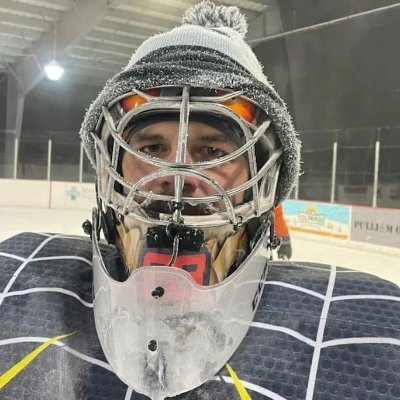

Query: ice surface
[0,207,90,241]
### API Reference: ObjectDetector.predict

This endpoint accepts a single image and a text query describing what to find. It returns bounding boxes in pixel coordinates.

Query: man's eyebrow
[196,132,236,144]
[130,130,237,144]
[128,131,168,143]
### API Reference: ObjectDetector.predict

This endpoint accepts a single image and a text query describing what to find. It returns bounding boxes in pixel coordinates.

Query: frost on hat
[183,0,248,36]
[79,0,301,205]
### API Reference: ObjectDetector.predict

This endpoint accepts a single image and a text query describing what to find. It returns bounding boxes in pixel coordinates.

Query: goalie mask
[80,1,300,399]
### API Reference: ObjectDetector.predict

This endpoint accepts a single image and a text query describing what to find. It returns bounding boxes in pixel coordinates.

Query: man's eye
[203,147,227,160]
[139,144,164,155]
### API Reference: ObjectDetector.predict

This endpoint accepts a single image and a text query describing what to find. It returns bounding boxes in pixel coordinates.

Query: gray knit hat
[79,0,301,204]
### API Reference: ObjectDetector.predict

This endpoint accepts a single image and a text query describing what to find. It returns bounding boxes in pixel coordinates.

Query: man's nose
[159,173,199,196]
[157,148,200,195]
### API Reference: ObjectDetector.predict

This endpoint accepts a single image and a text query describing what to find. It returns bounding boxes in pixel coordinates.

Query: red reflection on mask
[142,251,209,285]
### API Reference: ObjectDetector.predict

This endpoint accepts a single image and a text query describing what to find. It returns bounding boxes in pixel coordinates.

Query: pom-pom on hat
[80,0,301,205]
[182,0,248,36]
[125,1,265,84]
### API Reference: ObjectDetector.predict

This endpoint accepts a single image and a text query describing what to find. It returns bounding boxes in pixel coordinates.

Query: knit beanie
[79,0,301,204]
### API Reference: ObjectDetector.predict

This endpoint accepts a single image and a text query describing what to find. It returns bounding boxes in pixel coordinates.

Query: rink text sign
[350,207,400,248]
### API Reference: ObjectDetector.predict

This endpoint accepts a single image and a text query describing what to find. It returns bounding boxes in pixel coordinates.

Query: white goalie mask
[90,85,283,399]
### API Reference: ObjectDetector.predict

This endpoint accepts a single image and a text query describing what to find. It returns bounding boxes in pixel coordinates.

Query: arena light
[44,22,64,81]
[44,59,64,81]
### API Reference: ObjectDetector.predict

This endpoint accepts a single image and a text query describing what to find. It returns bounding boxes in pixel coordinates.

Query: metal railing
[293,126,400,209]
[0,130,95,183]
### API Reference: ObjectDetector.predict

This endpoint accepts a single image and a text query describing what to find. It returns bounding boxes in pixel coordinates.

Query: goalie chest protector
[1,232,400,399]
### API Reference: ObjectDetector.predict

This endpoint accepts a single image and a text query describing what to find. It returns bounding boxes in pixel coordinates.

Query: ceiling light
[44,59,64,81]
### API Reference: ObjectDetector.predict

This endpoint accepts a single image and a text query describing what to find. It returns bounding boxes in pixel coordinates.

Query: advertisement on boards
[350,206,400,248]
[283,200,351,239]
[51,182,96,210]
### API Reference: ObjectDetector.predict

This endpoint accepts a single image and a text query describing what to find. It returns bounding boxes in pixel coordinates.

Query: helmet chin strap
[246,210,277,260]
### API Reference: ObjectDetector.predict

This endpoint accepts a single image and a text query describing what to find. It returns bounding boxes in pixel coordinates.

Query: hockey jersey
[1,232,400,399]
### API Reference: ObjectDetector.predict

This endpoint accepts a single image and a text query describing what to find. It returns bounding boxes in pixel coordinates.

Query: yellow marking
[0,333,74,390]
[226,363,252,400]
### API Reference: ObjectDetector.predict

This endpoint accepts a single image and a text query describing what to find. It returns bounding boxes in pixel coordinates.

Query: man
[1,2,400,399]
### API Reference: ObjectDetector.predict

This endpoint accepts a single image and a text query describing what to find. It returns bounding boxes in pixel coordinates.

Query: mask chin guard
[91,206,271,399]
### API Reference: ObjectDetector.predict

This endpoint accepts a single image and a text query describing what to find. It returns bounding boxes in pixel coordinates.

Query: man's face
[121,120,249,212]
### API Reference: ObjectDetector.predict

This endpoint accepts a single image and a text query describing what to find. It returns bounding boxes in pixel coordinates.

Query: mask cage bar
[94,86,282,229]
[114,147,282,205]
[95,145,282,229]
[102,104,269,171]
[99,96,267,216]
[104,89,261,205]
[94,88,247,133]
[93,145,281,229]
[93,123,280,203]
[94,124,281,201]
[172,85,190,223]
[123,167,237,224]
[94,130,280,213]
[93,141,276,229]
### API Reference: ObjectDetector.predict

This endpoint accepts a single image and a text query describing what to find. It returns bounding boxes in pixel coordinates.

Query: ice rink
[1,206,399,286]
